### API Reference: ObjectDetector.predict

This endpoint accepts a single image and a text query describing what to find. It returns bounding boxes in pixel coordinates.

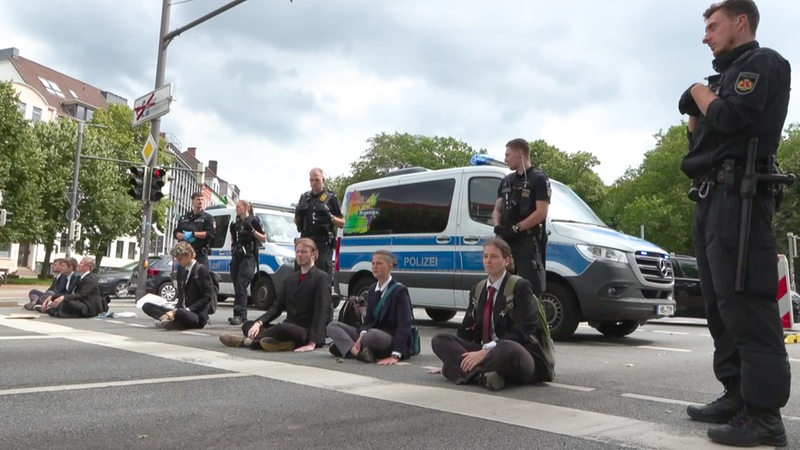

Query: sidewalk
[0,284,37,306]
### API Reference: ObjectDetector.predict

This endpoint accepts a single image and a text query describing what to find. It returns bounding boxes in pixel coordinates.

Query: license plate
[656,304,675,316]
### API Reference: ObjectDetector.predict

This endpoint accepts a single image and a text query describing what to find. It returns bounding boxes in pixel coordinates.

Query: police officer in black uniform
[679,1,790,446]
[492,138,550,296]
[174,192,216,268]
[295,168,344,288]
[228,199,266,325]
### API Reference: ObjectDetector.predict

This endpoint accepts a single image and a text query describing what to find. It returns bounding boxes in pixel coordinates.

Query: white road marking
[637,346,692,353]
[652,330,690,335]
[0,335,58,340]
[103,320,125,324]
[0,317,722,449]
[544,382,595,392]
[127,323,148,328]
[622,394,800,423]
[180,331,209,336]
[0,373,249,396]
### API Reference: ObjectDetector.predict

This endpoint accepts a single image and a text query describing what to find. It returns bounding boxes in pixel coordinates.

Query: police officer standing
[295,168,344,287]
[679,1,790,446]
[492,138,550,296]
[174,192,216,268]
[227,200,266,325]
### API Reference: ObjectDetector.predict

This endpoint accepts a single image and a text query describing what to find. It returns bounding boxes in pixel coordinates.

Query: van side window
[343,179,456,236]
[469,177,501,225]
[210,215,230,248]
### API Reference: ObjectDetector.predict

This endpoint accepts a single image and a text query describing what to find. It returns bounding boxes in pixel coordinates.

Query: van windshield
[549,181,607,227]
[257,212,299,244]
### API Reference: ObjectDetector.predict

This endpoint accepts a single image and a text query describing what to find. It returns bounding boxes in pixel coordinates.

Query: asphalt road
[1,290,799,449]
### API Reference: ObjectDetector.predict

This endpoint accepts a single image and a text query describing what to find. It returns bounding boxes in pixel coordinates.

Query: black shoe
[356,347,375,363]
[227,316,244,326]
[259,337,295,352]
[479,371,506,391]
[707,409,787,447]
[687,390,742,423]
[329,344,343,357]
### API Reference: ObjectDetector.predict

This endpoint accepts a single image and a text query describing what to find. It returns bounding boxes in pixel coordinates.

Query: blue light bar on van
[470,154,508,168]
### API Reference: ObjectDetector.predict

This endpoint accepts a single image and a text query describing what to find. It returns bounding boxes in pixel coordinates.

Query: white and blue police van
[205,202,297,310]
[335,156,676,339]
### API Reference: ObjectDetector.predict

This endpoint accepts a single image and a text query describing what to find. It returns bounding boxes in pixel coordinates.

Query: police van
[205,203,297,310]
[335,157,676,339]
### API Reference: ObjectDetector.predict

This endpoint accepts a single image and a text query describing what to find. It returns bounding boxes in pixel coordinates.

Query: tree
[529,140,607,213]
[332,132,484,199]
[775,123,800,255]
[0,81,45,247]
[604,125,695,254]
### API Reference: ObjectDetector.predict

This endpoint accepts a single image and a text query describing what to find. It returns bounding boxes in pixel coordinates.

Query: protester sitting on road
[326,250,413,365]
[46,256,105,318]
[431,238,555,391]
[142,242,213,330]
[219,237,332,352]
[24,258,66,311]
[39,257,81,313]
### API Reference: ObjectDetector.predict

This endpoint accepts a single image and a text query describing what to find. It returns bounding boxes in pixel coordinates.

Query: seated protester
[46,256,104,318]
[24,258,66,311]
[142,242,213,330]
[219,238,331,352]
[38,257,80,313]
[431,238,555,391]
[326,250,413,365]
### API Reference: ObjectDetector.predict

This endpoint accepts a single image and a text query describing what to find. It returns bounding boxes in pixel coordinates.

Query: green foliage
[331,132,484,199]
[0,81,44,244]
[530,139,607,213]
[604,125,695,254]
[775,123,800,254]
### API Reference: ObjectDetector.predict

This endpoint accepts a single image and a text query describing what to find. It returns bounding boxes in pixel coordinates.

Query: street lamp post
[134,0,250,299]
[65,121,84,258]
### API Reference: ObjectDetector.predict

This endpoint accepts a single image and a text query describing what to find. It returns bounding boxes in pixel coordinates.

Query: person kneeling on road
[142,242,213,330]
[219,238,332,352]
[326,250,414,365]
[431,238,555,391]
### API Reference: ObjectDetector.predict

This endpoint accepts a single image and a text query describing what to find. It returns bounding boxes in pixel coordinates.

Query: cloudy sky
[2,0,799,205]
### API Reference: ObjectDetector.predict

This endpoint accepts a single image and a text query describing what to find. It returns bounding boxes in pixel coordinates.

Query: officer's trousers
[314,242,334,287]
[693,184,790,410]
[230,254,255,319]
[508,235,545,295]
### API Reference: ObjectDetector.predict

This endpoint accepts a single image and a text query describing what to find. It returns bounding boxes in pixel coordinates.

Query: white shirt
[482,271,507,351]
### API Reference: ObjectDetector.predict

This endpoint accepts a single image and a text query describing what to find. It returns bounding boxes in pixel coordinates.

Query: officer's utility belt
[688,159,774,202]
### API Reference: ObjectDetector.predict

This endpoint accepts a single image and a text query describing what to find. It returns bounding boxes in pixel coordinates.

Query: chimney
[0,47,20,59]
[208,160,218,175]
[187,147,197,157]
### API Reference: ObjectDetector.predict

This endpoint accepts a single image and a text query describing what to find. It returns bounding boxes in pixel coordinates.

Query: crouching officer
[295,168,344,287]
[228,200,266,325]
[174,192,216,268]
[678,1,791,446]
[492,138,550,296]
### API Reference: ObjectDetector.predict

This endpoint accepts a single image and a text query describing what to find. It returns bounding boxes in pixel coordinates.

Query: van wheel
[592,320,639,338]
[251,276,275,310]
[352,277,376,303]
[540,282,579,340]
[425,308,457,322]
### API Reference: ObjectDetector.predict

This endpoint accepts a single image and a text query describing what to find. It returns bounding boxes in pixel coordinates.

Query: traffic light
[128,166,146,200]
[150,167,167,202]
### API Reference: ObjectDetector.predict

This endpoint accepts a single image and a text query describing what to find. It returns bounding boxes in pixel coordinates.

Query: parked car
[129,256,177,301]
[98,261,138,298]
[671,255,705,318]
[672,254,800,323]
[129,255,219,313]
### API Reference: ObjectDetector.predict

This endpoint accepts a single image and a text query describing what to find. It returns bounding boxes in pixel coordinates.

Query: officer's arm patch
[735,72,759,94]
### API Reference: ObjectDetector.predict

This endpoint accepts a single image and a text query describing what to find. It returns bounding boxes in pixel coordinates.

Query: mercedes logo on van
[658,259,670,278]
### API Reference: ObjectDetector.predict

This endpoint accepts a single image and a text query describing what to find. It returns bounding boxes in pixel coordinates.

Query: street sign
[65,210,80,221]
[141,134,158,166]
[132,84,173,126]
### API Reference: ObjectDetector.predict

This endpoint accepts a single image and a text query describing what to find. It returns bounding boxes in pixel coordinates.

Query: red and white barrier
[777,254,794,329]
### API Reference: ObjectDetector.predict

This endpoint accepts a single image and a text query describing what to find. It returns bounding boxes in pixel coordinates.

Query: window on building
[127,242,136,260]
[69,89,78,98]
[37,76,66,98]
[115,241,124,258]
[31,107,42,123]
[17,101,26,117]
[342,179,456,236]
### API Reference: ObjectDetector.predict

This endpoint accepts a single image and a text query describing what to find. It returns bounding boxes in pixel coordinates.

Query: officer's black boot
[686,380,743,423]
[707,408,787,447]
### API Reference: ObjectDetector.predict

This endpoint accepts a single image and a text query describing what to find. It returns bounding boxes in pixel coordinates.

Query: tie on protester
[482,286,496,344]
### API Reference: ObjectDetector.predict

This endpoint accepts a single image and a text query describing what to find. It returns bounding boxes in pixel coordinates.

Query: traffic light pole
[135,0,250,299]
[65,121,84,258]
